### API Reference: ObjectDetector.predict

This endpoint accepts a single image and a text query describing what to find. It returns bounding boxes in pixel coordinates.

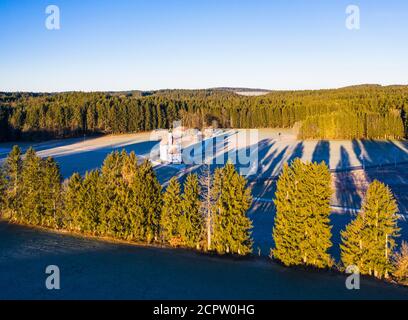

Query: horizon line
[2,83,408,94]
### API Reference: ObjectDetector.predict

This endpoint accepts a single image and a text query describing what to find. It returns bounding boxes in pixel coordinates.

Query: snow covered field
[2,128,407,178]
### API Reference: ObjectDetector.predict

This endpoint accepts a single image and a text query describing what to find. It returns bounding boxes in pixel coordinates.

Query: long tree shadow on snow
[312,140,330,165]
[52,140,160,178]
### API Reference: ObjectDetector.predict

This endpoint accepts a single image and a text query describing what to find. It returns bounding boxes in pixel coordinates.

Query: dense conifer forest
[0,85,407,141]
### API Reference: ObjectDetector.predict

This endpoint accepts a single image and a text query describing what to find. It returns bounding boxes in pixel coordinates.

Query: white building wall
[160,144,169,162]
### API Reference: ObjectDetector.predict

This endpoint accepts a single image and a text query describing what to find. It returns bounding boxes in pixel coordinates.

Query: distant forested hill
[0,85,407,141]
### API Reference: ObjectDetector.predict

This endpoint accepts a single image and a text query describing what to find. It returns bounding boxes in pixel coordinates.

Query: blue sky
[0,0,407,92]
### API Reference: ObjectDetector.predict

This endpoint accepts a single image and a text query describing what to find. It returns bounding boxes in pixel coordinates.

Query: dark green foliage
[180,174,203,249]
[272,159,333,268]
[0,147,254,257]
[212,163,253,255]
[298,111,404,139]
[20,148,44,225]
[0,105,11,141]
[98,151,127,236]
[341,180,400,279]
[160,178,182,245]
[121,152,143,240]
[4,145,22,220]
[393,241,408,285]
[1,85,408,141]
[0,168,6,214]
[61,152,163,242]
[24,151,61,226]
[135,160,163,243]
[78,170,102,233]
[62,172,83,230]
[41,157,62,227]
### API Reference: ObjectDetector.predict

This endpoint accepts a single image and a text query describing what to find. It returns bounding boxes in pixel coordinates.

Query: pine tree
[121,151,139,240]
[181,174,203,249]
[212,163,253,255]
[339,211,366,273]
[199,164,215,251]
[63,172,83,230]
[341,180,400,279]
[393,241,408,285]
[80,170,102,233]
[98,151,126,236]
[20,147,43,225]
[160,177,182,246]
[108,151,137,239]
[0,167,6,215]
[134,160,162,243]
[272,159,333,268]
[41,157,62,227]
[299,161,333,267]
[272,162,303,266]
[4,145,22,220]
[127,163,147,241]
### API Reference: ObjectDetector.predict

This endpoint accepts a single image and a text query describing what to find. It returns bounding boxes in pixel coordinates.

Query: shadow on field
[287,142,304,165]
[335,146,361,210]
[351,139,408,215]
[0,135,103,159]
[53,140,159,178]
[312,140,330,165]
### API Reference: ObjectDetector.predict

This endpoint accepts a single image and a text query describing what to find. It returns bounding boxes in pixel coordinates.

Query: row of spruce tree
[272,159,408,284]
[0,147,407,285]
[0,146,253,255]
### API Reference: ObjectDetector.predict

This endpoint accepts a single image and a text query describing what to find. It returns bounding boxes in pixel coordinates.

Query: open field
[1,221,407,299]
[2,128,407,179]
[1,129,408,257]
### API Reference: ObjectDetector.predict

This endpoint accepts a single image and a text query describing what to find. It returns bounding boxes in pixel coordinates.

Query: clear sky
[1,0,407,92]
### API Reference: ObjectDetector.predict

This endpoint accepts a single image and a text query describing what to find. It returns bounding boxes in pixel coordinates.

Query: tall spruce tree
[393,241,408,285]
[300,161,333,267]
[121,151,140,240]
[272,159,333,268]
[41,157,62,227]
[80,170,102,233]
[212,163,253,255]
[341,180,400,279]
[63,172,83,230]
[272,162,302,265]
[109,151,136,239]
[160,177,182,245]
[4,145,22,220]
[99,151,126,236]
[181,174,203,249]
[0,167,6,215]
[134,160,162,243]
[20,147,43,225]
